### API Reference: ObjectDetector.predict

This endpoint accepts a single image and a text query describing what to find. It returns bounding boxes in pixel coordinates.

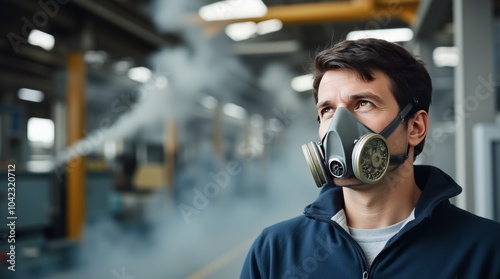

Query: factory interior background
[1,0,500,278]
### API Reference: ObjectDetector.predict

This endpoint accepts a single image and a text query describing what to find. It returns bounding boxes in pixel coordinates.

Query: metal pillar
[453,0,495,211]
[66,52,86,240]
[52,101,67,154]
[164,119,177,193]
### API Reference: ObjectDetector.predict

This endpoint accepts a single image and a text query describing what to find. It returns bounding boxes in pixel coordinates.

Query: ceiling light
[433,46,459,67]
[128,67,152,83]
[28,29,55,51]
[257,19,283,35]
[291,74,313,92]
[27,117,54,144]
[225,22,257,41]
[223,103,246,119]
[199,0,267,21]
[346,28,413,42]
[18,88,44,102]
[84,50,108,65]
[201,95,218,109]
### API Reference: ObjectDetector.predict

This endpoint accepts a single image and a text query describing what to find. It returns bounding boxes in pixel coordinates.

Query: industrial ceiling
[1,0,498,134]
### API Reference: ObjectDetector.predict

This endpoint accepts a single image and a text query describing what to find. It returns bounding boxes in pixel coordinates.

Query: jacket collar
[304,165,462,223]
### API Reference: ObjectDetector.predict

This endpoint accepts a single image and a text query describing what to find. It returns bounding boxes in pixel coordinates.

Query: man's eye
[356,101,373,110]
[321,107,333,115]
[318,108,334,123]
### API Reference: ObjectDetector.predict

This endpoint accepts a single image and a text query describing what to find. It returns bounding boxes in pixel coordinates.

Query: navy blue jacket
[241,166,500,278]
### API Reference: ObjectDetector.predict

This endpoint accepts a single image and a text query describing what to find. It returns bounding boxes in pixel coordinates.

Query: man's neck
[342,163,421,229]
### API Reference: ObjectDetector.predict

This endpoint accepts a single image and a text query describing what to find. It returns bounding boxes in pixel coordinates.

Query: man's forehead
[319,70,362,85]
[317,69,393,103]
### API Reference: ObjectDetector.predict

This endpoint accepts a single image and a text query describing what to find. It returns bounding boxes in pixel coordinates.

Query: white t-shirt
[332,209,415,267]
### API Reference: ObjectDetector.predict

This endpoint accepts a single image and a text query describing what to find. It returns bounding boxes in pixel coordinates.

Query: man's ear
[408,110,428,147]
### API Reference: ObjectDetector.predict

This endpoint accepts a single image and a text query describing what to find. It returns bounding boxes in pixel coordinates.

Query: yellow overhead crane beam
[195,0,420,28]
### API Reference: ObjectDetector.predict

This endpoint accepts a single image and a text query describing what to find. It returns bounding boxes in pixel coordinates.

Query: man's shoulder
[262,215,310,235]
[445,204,500,227]
[437,203,500,242]
[260,214,328,240]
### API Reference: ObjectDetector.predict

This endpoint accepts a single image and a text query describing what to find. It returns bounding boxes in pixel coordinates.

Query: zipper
[305,214,372,277]
[325,221,370,278]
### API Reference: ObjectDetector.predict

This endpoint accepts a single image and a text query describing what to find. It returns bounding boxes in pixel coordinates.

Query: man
[240,39,500,278]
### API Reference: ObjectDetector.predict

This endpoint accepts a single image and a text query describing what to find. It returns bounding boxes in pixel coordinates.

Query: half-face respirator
[301,100,417,187]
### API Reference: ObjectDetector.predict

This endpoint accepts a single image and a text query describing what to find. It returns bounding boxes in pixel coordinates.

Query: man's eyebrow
[316,91,384,109]
[316,99,333,110]
[349,91,384,104]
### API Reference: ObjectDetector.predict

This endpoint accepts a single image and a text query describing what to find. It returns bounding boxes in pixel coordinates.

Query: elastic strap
[389,145,410,165]
[379,99,418,138]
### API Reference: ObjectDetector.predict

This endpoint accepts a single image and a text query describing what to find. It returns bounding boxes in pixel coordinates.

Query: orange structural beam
[66,52,86,241]
[247,0,375,24]
[195,0,419,27]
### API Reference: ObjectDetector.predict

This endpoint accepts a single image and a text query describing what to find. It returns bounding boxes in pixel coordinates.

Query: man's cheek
[319,127,326,139]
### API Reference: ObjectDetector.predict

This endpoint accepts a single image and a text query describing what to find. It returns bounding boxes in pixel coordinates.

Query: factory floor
[47,186,316,279]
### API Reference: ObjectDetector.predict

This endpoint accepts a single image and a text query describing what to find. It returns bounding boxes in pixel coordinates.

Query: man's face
[316,69,408,187]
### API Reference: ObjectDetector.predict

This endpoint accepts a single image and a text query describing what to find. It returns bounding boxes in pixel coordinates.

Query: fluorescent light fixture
[257,19,283,35]
[291,74,313,92]
[225,19,283,41]
[223,103,246,119]
[18,88,44,102]
[225,22,257,41]
[27,117,54,145]
[84,50,108,65]
[199,0,267,21]
[433,46,459,67]
[346,28,413,42]
[128,67,152,83]
[114,60,133,74]
[28,29,55,51]
[201,95,218,109]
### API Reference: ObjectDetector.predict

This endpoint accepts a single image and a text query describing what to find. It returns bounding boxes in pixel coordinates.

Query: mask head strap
[389,145,410,165]
[379,98,419,138]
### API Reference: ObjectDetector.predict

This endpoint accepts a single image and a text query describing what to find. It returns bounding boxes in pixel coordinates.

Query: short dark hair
[312,38,432,158]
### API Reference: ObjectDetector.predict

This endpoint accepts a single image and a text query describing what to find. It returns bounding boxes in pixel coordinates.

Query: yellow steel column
[164,118,177,193]
[66,52,86,240]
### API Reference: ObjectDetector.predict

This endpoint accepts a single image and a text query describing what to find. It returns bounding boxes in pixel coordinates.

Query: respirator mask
[301,100,417,187]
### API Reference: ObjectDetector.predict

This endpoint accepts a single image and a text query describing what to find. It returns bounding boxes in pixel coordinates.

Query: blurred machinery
[0,171,113,278]
[0,105,28,166]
